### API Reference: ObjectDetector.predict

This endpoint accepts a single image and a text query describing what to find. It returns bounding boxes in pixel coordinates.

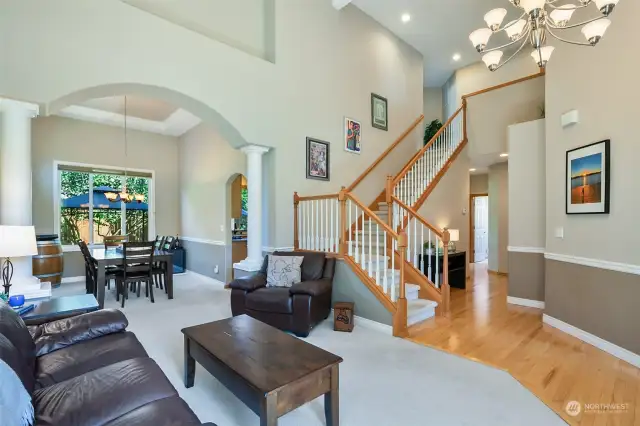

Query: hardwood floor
[408,261,640,426]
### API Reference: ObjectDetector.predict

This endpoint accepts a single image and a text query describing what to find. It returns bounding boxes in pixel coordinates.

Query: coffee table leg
[325,364,339,426]
[260,393,278,426]
[184,336,196,388]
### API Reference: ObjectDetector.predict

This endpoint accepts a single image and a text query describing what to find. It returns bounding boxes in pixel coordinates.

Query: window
[58,164,152,246]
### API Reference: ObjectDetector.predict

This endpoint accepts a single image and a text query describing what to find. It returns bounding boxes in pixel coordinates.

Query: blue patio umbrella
[61,186,148,210]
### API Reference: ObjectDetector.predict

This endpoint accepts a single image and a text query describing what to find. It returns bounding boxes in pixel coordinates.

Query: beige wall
[418,146,470,263]
[31,116,180,237]
[545,2,639,264]
[423,87,443,122]
[178,123,245,243]
[508,119,545,249]
[470,174,488,194]
[488,162,508,273]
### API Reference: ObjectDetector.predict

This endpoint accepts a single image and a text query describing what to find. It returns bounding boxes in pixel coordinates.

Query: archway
[226,173,247,280]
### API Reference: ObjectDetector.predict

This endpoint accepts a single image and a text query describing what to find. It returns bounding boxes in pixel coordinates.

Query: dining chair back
[162,236,176,251]
[122,241,155,278]
[104,235,128,249]
[154,235,166,250]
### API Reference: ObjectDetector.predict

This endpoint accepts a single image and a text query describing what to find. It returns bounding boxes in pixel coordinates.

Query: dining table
[88,248,174,309]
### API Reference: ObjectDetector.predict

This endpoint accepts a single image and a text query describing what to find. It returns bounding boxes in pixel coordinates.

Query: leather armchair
[229,251,335,337]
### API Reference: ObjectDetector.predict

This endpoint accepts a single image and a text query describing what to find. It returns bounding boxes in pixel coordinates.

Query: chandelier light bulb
[520,0,546,13]
[531,46,555,67]
[582,18,611,45]
[504,19,527,40]
[482,50,503,71]
[484,8,507,32]
[469,28,493,52]
[594,0,618,16]
[550,5,577,27]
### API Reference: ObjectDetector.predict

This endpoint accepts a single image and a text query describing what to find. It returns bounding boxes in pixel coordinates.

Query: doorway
[470,194,489,263]
[228,174,248,279]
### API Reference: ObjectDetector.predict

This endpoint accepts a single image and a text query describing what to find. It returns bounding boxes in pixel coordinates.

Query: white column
[234,145,270,273]
[0,99,49,297]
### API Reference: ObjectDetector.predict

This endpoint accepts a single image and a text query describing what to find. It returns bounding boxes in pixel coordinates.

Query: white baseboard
[61,276,85,284]
[330,309,392,335]
[507,296,545,309]
[543,314,640,368]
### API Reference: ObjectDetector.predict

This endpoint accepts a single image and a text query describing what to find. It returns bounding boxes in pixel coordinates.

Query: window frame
[53,160,156,251]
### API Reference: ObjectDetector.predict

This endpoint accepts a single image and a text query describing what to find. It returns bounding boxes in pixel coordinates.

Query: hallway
[408,262,640,425]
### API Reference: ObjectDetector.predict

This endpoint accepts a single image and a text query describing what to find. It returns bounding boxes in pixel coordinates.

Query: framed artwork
[371,93,388,131]
[566,139,610,214]
[344,117,362,154]
[306,137,330,181]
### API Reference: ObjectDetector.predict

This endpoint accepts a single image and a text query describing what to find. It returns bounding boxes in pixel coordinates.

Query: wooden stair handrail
[345,192,399,239]
[391,106,463,187]
[346,115,424,192]
[390,195,443,237]
[461,70,545,100]
[297,193,339,201]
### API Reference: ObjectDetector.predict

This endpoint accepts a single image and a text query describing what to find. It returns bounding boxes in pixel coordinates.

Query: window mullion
[88,174,94,245]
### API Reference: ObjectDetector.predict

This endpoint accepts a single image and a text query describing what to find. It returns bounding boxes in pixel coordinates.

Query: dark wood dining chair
[78,240,121,294]
[115,241,156,308]
[104,235,128,249]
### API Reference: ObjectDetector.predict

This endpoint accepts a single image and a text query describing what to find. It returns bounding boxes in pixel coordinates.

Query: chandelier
[469,0,619,71]
[104,96,145,204]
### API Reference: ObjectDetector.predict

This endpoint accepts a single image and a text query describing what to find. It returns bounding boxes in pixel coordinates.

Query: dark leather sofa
[0,301,215,426]
[229,251,335,337]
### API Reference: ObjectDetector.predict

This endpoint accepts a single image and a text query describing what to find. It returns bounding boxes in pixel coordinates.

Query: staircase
[293,102,467,337]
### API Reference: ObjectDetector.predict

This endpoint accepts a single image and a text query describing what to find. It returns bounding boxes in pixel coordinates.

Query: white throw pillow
[266,255,304,288]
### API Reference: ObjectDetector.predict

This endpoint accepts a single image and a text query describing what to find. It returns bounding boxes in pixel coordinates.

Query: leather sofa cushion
[103,396,202,426]
[33,357,178,426]
[246,288,293,314]
[31,309,128,357]
[0,301,36,392]
[35,331,147,389]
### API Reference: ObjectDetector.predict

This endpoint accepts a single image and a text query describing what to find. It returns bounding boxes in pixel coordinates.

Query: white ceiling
[57,95,201,137]
[352,0,520,87]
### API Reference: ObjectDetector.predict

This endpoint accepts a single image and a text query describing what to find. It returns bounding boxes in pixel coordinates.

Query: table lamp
[0,226,38,295]
[447,229,460,253]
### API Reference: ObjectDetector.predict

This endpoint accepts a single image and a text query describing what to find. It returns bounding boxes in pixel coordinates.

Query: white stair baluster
[361,211,365,268]
[420,222,424,273]
[329,198,334,252]
[413,215,418,267]
[436,236,440,288]
[368,218,372,276]
[406,216,412,271]
[311,200,315,250]
[428,230,432,283]
[375,223,380,284]
[391,237,396,301]
[348,201,353,256]
[354,206,359,262]
[383,229,388,294]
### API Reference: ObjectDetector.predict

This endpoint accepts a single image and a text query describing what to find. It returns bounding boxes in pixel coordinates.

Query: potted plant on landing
[424,119,443,146]
[423,241,442,256]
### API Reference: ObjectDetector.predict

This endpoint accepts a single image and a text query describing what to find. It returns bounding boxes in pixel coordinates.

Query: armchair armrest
[229,274,267,292]
[32,309,128,357]
[290,279,332,297]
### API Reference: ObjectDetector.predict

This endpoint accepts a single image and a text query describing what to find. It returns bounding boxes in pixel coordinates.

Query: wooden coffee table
[182,315,343,426]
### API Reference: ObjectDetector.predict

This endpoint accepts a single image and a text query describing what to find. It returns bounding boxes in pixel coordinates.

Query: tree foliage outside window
[59,170,150,245]
[237,187,248,231]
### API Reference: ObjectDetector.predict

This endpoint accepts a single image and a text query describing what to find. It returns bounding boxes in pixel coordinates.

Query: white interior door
[474,196,489,262]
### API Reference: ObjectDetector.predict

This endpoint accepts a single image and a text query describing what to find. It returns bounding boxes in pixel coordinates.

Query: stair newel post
[293,192,300,250]
[338,187,347,256]
[442,229,451,314]
[462,99,468,142]
[393,231,409,337]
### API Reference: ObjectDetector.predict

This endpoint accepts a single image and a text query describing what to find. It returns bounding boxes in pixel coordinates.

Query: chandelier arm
[483,27,530,53]
[495,12,527,32]
[546,26,595,46]
[545,2,590,10]
[547,15,605,30]
[492,36,529,72]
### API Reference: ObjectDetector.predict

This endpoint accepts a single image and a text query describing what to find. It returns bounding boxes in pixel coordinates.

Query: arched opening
[226,173,248,280]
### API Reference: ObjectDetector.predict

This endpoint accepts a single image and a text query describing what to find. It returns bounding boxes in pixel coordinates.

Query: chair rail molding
[543,314,640,368]
[180,236,226,246]
[507,246,545,254]
[544,252,640,275]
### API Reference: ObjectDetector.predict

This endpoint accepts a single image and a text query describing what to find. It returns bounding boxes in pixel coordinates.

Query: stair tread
[407,299,438,311]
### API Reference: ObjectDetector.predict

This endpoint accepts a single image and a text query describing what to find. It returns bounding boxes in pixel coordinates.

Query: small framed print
[566,139,610,214]
[344,117,362,154]
[306,137,330,181]
[371,93,388,131]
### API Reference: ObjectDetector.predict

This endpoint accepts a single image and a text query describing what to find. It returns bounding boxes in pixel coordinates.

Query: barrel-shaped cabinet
[32,234,64,288]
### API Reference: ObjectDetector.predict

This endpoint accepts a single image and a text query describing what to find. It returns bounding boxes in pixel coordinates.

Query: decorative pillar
[0,98,48,297]
[234,145,270,276]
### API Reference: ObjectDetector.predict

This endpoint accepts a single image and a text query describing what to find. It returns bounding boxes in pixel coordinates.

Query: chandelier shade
[469,0,620,71]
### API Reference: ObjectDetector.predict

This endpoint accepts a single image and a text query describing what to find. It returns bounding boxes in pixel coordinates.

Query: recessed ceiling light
[469,168,477,172]
[453,53,461,61]
[500,153,509,157]
[401,13,411,23]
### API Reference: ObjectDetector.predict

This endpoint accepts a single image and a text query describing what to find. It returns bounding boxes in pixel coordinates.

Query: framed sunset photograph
[566,139,610,214]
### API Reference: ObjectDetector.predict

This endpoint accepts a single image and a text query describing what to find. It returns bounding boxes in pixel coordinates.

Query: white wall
[545,1,639,264]
[179,123,246,243]
[488,162,508,273]
[1,0,424,248]
[508,119,545,249]
[470,174,488,194]
[423,87,443,122]
[31,116,180,236]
